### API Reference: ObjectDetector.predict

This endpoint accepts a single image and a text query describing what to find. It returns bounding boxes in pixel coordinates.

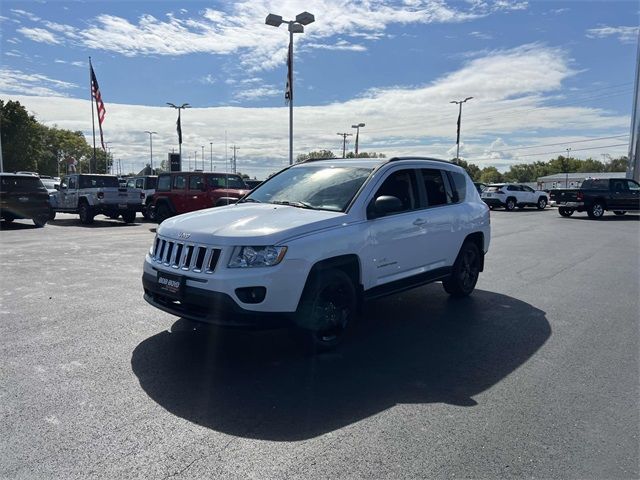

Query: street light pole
[566,147,572,188]
[450,96,473,160]
[266,11,315,165]
[351,123,365,156]
[144,131,157,173]
[201,145,205,171]
[210,142,213,172]
[166,102,191,164]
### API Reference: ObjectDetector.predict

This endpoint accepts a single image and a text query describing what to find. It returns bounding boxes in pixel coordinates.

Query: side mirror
[369,195,403,218]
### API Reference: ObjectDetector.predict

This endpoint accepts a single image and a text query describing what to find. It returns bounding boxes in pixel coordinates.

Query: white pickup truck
[51,174,144,224]
[142,157,491,350]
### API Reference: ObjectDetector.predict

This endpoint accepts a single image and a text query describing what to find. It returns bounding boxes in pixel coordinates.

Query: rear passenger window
[135,179,144,189]
[448,171,467,203]
[420,169,449,206]
[189,175,203,190]
[173,175,186,190]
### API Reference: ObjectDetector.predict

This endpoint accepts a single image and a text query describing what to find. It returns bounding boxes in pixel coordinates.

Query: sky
[1,0,638,179]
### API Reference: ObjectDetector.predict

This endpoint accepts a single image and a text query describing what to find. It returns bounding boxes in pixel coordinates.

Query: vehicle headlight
[228,246,287,268]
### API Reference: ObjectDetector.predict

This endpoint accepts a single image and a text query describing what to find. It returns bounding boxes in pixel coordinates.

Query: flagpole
[89,57,96,173]
[289,29,294,166]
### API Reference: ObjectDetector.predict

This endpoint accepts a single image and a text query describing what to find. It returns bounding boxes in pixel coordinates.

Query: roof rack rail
[300,157,341,163]
[387,156,452,164]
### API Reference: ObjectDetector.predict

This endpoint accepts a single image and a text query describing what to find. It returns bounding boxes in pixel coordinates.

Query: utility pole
[565,147,572,188]
[210,142,213,172]
[450,97,473,160]
[337,132,353,158]
[231,145,239,174]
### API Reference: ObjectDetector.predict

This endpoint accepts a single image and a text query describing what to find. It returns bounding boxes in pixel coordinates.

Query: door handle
[413,218,427,226]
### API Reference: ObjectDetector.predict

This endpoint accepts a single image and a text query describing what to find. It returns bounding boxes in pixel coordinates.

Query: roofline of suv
[300,156,454,165]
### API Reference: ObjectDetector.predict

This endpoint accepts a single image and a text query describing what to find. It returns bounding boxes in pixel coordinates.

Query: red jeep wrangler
[151,171,249,222]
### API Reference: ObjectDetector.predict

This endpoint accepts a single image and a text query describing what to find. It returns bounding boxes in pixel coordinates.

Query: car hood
[157,203,348,245]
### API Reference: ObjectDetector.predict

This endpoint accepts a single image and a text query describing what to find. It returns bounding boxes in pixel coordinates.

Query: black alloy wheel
[443,241,481,297]
[505,198,516,211]
[587,201,605,219]
[296,269,357,352]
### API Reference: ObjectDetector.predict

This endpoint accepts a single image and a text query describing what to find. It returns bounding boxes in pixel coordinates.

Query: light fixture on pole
[351,123,365,157]
[144,131,157,173]
[166,102,191,163]
[266,11,315,165]
[450,97,473,160]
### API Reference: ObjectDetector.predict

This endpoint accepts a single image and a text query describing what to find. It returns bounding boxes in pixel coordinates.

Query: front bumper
[142,271,292,328]
[555,201,584,208]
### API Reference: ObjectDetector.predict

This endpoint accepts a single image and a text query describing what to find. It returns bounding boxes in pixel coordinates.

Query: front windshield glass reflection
[247,166,373,212]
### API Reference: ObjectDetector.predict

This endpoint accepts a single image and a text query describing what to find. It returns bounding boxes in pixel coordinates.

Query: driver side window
[371,170,419,215]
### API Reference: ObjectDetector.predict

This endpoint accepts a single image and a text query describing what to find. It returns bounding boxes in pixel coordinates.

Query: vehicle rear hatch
[0,176,50,218]
[550,189,579,202]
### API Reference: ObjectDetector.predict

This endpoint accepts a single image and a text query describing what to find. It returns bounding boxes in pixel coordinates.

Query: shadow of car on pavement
[131,285,551,441]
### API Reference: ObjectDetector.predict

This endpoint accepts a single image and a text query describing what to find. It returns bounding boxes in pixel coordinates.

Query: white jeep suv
[142,157,490,350]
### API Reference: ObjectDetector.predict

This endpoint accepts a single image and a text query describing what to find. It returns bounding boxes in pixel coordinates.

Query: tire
[156,203,171,223]
[558,207,574,217]
[33,214,48,228]
[78,202,94,224]
[121,210,136,223]
[537,197,547,210]
[107,213,120,219]
[49,207,56,221]
[442,241,481,297]
[295,268,358,352]
[613,211,626,216]
[505,197,516,211]
[587,201,605,219]
[3,217,14,224]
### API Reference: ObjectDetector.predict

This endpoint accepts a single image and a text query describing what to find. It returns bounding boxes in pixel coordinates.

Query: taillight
[576,192,584,201]
[97,192,104,199]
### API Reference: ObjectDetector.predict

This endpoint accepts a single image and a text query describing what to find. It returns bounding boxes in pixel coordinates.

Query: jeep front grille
[152,237,221,273]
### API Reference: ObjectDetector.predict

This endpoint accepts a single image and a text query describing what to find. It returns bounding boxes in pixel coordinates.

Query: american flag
[285,39,292,104]
[90,64,106,149]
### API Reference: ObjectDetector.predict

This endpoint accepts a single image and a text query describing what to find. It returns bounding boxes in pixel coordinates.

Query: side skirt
[363,267,452,301]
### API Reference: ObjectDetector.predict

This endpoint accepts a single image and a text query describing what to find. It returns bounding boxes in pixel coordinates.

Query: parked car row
[550,178,640,218]
[481,183,549,211]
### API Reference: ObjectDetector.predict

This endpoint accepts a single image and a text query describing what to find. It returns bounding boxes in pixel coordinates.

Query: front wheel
[295,269,358,352]
[537,197,548,210]
[558,207,574,217]
[443,241,481,297]
[156,203,171,223]
[587,201,605,219]
[613,211,626,216]
[505,198,516,211]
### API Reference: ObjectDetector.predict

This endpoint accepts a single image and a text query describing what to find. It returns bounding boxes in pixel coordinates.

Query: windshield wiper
[238,197,261,203]
[270,200,314,209]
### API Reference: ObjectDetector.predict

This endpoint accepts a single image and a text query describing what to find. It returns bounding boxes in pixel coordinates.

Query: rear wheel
[558,207,574,217]
[443,241,481,297]
[49,207,56,221]
[121,210,136,223]
[613,211,626,216]
[78,202,94,224]
[505,197,516,211]
[587,201,605,219]
[295,269,357,352]
[537,197,547,210]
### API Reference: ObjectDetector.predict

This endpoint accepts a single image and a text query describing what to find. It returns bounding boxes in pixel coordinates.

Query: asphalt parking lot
[1,208,638,479]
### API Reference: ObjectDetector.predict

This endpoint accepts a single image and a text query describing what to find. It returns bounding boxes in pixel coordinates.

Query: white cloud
[8,1,524,72]
[0,68,78,97]
[199,74,217,85]
[0,44,628,177]
[54,59,87,68]
[234,86,280,100]
[304,40,367,52]
[10,9,41,22]
[17,27,60,44]
[586,25,639,44]
[469,31,493,40]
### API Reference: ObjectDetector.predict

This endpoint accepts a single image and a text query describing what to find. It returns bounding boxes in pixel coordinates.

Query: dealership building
[536,172,627,190]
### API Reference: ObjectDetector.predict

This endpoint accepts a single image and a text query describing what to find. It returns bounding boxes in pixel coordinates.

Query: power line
[511,142,628,158]
[492,134,629,153]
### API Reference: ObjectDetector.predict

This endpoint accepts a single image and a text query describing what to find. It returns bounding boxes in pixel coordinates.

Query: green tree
[451,158,481,180]
[296,150,336,162]
[0,100,43,172]
[345,151,387,159]
[605,156,628,172]
[479,166,503,183]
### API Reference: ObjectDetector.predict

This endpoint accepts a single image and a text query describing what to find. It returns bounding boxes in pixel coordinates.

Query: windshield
[246,165,373,212]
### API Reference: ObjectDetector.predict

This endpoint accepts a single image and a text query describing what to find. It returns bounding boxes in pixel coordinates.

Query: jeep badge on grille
[178,232,191,239]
